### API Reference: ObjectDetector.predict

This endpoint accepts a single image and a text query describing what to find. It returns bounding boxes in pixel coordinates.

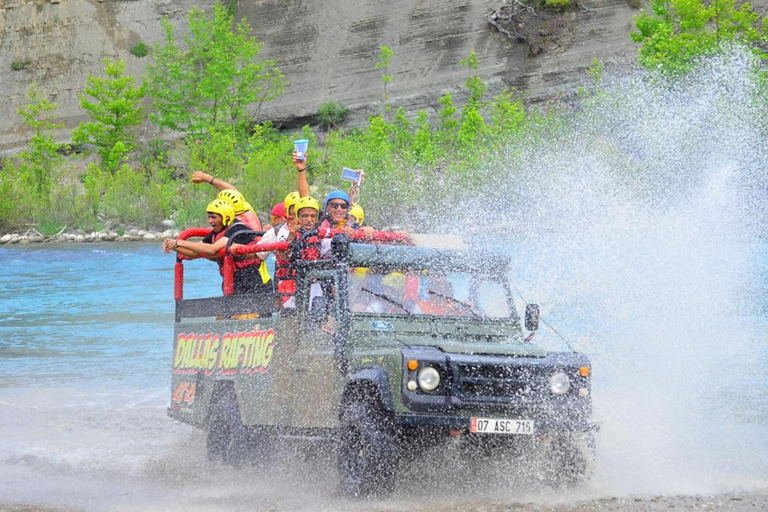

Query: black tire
[206,393,247,466]
[543,432,595,488]
[337,400,398,498]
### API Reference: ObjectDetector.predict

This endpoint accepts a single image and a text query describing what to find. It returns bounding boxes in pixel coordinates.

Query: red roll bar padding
[174,262,184,301]
[225,229,411,258]
[174,227,214,261]
[228,241,289,257]
[222,256,235,296]
[174,227,411,298]
[178,227,212,240]
[317,228,412,244]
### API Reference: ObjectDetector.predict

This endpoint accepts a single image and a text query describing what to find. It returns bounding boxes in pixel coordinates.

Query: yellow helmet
[206,199,235,227]
[349,203,365,225]
[284,191,301,215]
[216,189,249,215]
[295,196,320,217]
[382,271,405,289]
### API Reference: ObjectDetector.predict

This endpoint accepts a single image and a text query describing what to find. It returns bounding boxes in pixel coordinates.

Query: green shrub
[317,101,349,129]
[129,42,150,58]
[11,60,29,71]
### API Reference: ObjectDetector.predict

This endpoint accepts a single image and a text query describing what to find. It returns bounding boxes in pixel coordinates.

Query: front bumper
[400,349,594,431]
[395,412,598,433]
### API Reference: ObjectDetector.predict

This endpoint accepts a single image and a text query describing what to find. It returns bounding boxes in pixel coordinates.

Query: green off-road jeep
[168,233,596,497]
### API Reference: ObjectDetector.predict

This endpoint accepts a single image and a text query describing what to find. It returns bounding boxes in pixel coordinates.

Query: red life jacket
[299,233,322,262]
[231,245,262,271]
[237,210,262,231]
[275,252,295,302]
[274,228,326,302]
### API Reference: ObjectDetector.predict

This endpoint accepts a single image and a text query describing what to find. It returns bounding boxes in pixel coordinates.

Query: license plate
[470,417,534,435]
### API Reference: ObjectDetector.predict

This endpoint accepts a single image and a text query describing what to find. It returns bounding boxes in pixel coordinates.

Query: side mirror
[525,303,540,331]
[309,296,329,323]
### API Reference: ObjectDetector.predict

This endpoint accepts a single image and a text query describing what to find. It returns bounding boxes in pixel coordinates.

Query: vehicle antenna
[511,283,576,353]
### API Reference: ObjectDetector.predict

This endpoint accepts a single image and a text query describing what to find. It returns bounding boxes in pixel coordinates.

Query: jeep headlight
[549,371,571,395]
[417,366,441,392]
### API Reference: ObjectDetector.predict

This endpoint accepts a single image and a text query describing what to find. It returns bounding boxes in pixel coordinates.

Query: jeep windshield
[347,267,513,319]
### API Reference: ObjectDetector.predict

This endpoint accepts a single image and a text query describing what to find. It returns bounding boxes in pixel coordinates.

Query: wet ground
[3,492,768,512]
[2,425,767,512]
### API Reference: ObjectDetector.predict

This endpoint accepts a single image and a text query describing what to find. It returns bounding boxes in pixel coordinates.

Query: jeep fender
[343,367,395,412]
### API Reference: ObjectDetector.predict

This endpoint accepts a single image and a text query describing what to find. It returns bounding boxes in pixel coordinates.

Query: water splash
[465,49,768,495]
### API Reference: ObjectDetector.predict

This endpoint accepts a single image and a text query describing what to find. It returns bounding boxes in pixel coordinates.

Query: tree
[632,0,768,75]
[15,84,63,203]
[458,50,488,150]
[146,4,285,140]
[375,46,395,116]
[72,59,146,174]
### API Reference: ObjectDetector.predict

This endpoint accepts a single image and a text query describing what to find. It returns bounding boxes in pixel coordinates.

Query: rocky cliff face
[241,0,644,126]
[0,0,665,151]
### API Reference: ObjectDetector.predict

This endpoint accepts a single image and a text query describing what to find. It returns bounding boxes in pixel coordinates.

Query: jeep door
[290,270,345,427]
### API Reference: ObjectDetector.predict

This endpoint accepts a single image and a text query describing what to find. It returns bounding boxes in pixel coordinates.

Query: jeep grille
[455,362,543,402]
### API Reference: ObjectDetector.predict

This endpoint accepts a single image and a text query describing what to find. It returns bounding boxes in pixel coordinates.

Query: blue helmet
[324,190,351,210]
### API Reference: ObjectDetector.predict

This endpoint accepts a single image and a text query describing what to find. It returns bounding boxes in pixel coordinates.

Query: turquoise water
[0,243,217,387]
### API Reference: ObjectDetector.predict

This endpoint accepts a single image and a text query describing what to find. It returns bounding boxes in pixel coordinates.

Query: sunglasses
[328,202,349,210]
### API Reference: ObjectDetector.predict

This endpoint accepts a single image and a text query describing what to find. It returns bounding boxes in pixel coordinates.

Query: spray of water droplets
[443,49,768,495]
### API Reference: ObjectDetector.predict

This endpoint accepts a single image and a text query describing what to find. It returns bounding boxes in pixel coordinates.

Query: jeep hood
[421,339,546,357]
[350,317,547,357]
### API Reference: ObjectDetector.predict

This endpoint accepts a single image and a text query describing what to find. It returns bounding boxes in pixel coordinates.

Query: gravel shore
[3,491,768,512]
[0,227,181,245]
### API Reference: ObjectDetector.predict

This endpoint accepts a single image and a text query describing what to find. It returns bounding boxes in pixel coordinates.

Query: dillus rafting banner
[173,328,276,375]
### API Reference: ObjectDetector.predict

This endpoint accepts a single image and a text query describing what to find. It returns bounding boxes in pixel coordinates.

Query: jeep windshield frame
[344,243,518,322]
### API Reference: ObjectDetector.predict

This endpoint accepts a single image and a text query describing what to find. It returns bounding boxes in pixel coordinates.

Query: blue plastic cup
[341,167,361,183]
[294,139,309,161]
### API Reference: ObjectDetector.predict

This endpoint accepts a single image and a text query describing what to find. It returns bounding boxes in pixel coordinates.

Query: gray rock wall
[0,0,218,151]
[5,0,754,152]
[241,0,643,126]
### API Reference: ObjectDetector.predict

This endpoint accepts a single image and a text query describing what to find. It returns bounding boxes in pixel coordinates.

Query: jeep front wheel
[337,401,398,498]
[542,432,595,488]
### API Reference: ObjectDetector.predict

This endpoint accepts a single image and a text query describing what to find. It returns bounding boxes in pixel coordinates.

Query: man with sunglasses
[321,190,353,230]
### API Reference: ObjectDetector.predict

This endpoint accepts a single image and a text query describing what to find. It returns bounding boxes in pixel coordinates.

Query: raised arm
[293,150,310,197]
[349,169,365,204]
[191,171,237,193]
[164,235,229,257]
[163,238,201,258]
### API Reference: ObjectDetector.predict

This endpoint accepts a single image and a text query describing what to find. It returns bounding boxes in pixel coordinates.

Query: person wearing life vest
[290,195,322,260]
[275,196,321,306]
[320,190,353,230]
[191,171,262,231]
[162,199,263,295]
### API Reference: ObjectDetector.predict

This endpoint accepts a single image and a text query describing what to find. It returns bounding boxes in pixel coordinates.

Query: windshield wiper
[426,289,480,318]
[360,287,412,315]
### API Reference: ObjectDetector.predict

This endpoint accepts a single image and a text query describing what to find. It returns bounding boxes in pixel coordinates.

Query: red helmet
[271,202,286,218]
